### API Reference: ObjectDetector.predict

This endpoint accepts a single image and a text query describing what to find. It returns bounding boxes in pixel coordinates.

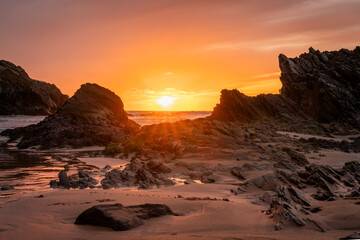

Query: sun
[156,96,176,107]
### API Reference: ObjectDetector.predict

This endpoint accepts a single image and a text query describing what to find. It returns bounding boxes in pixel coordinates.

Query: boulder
[0,59,68,115]
[75,203,177,231]
[58,170,71,189]
[2,83,140,149]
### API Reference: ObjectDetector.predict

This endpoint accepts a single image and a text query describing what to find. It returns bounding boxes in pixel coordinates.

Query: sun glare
[156,96,176,107]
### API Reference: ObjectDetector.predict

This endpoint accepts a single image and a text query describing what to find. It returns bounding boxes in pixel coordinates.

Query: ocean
[0,111,211,204]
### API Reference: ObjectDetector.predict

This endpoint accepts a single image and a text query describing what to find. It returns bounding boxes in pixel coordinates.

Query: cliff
[279,46,360,127]
[0,60,68,115]
[210,89,308,123]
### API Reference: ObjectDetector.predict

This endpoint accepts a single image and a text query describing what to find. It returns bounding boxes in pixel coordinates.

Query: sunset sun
[156,96,176,107]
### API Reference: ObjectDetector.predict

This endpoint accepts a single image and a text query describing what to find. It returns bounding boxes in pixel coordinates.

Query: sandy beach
[0,182,359,240]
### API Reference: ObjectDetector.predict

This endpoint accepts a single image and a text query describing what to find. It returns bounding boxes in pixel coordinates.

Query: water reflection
[0,147,99,204]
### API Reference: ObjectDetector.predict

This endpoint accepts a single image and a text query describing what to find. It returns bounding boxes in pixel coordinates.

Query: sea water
[0,111,211,204]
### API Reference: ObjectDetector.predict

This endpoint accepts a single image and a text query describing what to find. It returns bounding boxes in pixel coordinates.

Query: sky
[1,0,359,111]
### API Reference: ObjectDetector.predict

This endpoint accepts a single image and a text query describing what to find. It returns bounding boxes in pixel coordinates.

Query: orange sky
[1,0,359,110]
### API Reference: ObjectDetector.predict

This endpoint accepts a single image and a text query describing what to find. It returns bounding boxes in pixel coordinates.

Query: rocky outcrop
[0,60,68,115]
[101,159,174,189]
[50,170,99,189]
[210,89,309,123]
[279,46,360,127]
[75,203,177,231]
[2,83,140,149]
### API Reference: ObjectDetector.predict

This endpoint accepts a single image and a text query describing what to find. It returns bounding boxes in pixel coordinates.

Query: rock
[340,232,360,240]
[274,161,299,171]
[276,169,305,189]
[75,203,177,231]
[50,170,98,189]
[281,147,309,166]
[201,174,216,183]
[100,165,112,173]
[277,185,311,207]
[0,59,68,115]
[346,188,360,197]
[78,170,90,179]
[312,191,336,201]
[2,83,140,149]
[146,160,172,174]
[302,164,343,192]
[279,46,360,127]
[58,170,71,189]
[261,191,279,204]
[241,162,271,171]
[343,161,360,182]
[265,185,313,229]
[231,167,246,180]
[210,89,308,123]
[101,159,174,189]
[247,173,279,191]
[267,201,306,227]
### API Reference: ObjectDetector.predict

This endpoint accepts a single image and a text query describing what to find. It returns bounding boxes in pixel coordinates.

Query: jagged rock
[274,161,299,171]
[75,203,177,231]
[100,165,112,173]
[0,59,68,115]
[281,147,309,166]
[58,170,71,189]
[230,186,246,195]
[276,169,303,188]
[302,164,343,193]
[279,46,360,127]
[210,89,308,123]
[248,173,279,191]
[346,187,360,197]
[2,83,140,149]
[50,170,98,189]
[241,162,271,171]
[146,160,172,174]
[303,137,359,153]
[267,202,306,228]
[265,185,316,230]
[201,174,216,183]
[231,167,246,180]
[101,159,174,189]
[343,161,360,182]
[261,191,279,204]
[277,185,311,207]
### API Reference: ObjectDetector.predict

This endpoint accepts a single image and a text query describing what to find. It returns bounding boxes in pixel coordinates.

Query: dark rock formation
[210,89,308,123]
[279,46,360,127]
[50,170,98,189]
[0,60,68,115]
[2,83,140,149]
[75,203,177,231]
[101,158,174,189]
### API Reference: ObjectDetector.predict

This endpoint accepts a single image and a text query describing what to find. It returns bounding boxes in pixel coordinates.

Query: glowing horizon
[1,0,359,111]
